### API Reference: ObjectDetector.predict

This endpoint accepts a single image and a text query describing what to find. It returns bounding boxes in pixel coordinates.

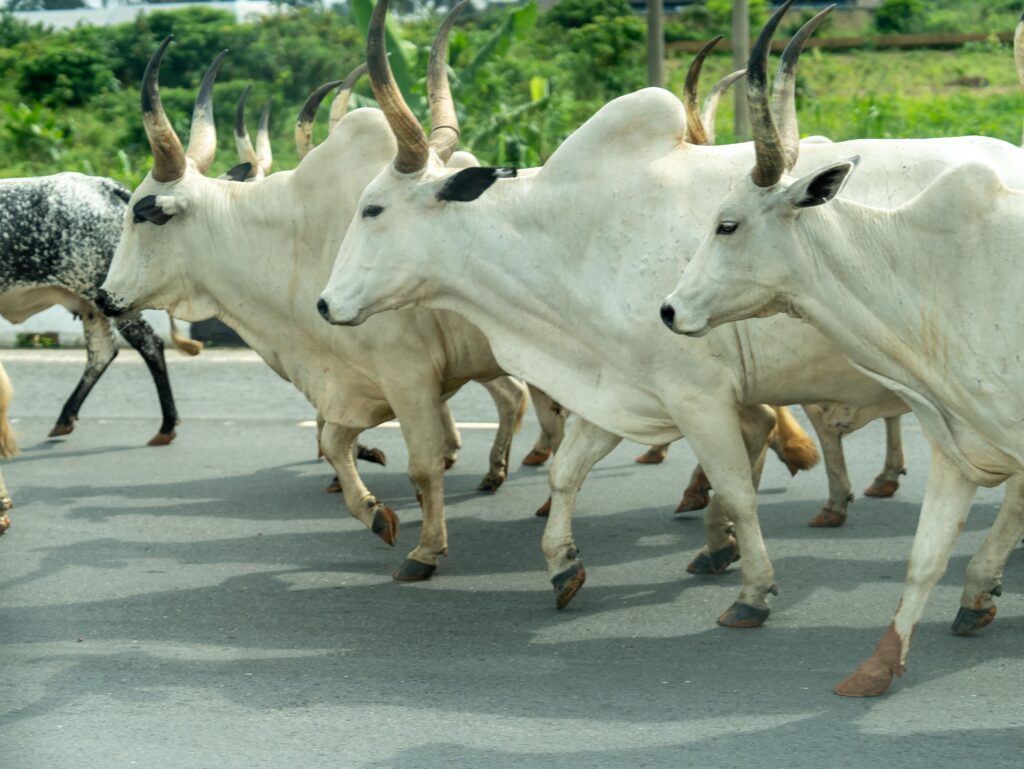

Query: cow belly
[0,286,92,324]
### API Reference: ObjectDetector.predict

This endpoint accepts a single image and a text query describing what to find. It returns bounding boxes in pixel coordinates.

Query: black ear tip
[437,166,517,203]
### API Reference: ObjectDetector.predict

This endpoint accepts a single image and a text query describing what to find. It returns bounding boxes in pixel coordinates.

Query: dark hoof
[477,474,506,493]
[809,506,847,528]
[147,431,176,447]
[717,601,770,628]
[393,558,437,581]
[951,606,997,635]
[48,421,75,438]
[535,497,552,517]
[357,446,387,466]
[634,448,668,465]
[552,562,586,609]
[371,506,399,546]
[522,449,551,467]
[675,489,710,513]
[325,475,342,493]
[686,543,739,575]
[864,478,900,498]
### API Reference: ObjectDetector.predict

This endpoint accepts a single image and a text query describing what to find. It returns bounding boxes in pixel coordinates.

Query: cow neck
[790,196,1020,481]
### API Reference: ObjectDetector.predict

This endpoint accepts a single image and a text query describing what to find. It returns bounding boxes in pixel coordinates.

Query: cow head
[316,0,507,326]
[99,37,232,320]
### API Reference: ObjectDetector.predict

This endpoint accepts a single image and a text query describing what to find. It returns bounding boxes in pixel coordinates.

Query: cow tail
[771,406,818,475]
[513,382,530,435]
[0,364,19,459]
[169,316,203,356]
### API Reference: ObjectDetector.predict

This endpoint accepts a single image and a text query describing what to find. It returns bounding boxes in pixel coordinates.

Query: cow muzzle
[316,295,366,327]
[659,297,710,337]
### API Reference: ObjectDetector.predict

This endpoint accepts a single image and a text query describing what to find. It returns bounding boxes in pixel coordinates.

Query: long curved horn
[185,50,227,175]
[427,0,469,162]
[294,79,344,159]
[368,0,429,173]
[748,0,793,187]
[329,62,369,132]
[700,69,745,146]
[770,5,834,172]
[142,36,187,183]
[256,101,272,175]
[683,36,723,146]
[234,85,260,176]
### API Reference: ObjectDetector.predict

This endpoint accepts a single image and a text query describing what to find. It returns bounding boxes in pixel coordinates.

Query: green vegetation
[0,1,1022,188]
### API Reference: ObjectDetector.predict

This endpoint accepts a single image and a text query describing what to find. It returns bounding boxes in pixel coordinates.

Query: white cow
[663,21,1024,698]
[319,0,1024,629]
[98,25,532,581]
[0,362,17,534]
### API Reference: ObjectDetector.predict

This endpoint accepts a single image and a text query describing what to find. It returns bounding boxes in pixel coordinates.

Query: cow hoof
[864,478,900,498]
[552,562,586,609]
[634,448,667,465]
[477,473,506,493]
[325,476,342,493]
[675,490,710,514]
[147,431,176,447]
[717,602,770,628]
[535,497,552,517]
[48,422,75,438]
[951,606,997,636]
[521,449,551,467]
[833,662,895,698]
[393,558,437,581]
[686,543,739,575]
[809,506,847,528]
[371,507,399,546]
[357,446,387,466]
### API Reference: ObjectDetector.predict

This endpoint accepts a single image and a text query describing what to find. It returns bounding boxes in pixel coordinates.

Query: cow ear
[222,162,254,183]
[132,194,174,225]
[784,157,859,209]
[437,167,517,203]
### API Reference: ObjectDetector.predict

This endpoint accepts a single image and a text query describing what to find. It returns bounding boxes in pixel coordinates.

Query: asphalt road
[1,349,1021,769]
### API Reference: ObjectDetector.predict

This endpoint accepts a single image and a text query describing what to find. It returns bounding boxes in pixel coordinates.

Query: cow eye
[362,205,384,219]
[716,220,739,235]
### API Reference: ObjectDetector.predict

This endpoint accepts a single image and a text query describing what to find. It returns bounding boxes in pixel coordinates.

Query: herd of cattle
[2,0,1022,698]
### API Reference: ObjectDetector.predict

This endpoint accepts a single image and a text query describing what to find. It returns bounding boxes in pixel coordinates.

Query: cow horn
[427,0,469,162]
[683,36,723,146]
[141,36,187,183]
[700,69,745,146]
[256,101,272,176]
[771,5,834,172]
[186,50,227,175]
[295,79,344,159]
[368,0,429,173]
[234,85,260,177]
[329,62,369,132]
[748,0,793,187]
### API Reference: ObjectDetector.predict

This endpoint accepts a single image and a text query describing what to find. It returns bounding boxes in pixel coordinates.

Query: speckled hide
[0,173,180,444]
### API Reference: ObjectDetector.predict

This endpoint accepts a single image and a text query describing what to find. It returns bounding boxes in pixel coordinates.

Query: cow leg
[681,402,777,626]
[478,376,528,492]
[543,417,622,609]
[49,310,118,440]
[522,385,565,466]
[636,444,670,464]
[439,401,461,470]
[864,415,907,498]
[383,380,452,581]
[835,447,977,697]
[115,315,179,445]
[952,474,1024,635]
[803,404,853,527]
[320,421,399,547]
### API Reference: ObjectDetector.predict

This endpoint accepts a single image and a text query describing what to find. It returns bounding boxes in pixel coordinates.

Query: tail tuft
[771,406,818,474]
[169,316,204,357]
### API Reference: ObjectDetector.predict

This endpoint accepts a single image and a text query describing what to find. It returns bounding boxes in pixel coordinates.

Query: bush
[875,0,925,34]
[545,0,633,29]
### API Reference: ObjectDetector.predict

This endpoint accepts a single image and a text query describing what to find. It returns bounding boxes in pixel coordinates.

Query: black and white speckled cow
[0,172,199,446]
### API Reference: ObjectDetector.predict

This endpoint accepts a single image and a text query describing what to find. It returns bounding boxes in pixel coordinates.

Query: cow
[317,0,1024,634]
[97,20,533,582]
[0,361,17,534]
[0,170,201,446]
[662,9,1024,698]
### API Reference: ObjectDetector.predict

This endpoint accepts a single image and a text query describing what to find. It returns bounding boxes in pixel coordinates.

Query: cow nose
[96,289,119,317]
[316,298,330,321]
[659,302,676,330]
